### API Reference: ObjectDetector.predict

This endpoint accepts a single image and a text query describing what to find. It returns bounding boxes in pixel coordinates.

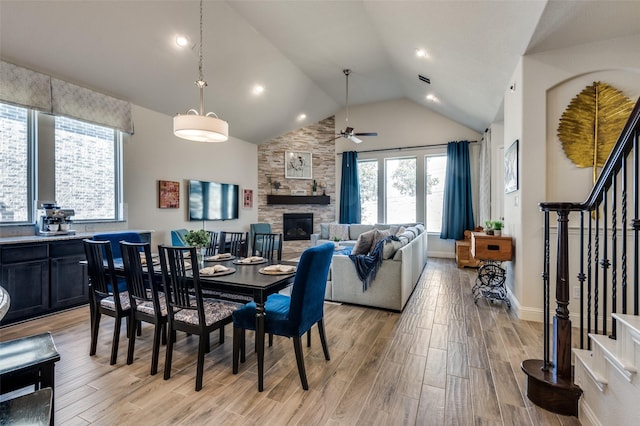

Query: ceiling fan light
[174,114,228,142]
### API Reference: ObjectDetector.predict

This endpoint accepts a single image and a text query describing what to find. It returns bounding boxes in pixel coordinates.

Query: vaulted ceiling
[2,1,639,144]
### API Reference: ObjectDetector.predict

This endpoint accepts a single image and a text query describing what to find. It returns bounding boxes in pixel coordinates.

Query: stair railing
[521,96,640,416]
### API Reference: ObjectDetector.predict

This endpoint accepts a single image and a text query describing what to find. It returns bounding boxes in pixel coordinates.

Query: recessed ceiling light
[175,35,189,47]
[415,48,428,58]
[253,85,264,95]
[426,93,438,102]
[297,113,307,121]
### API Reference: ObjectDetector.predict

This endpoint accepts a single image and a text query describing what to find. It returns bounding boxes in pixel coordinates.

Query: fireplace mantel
[267,195,330,205]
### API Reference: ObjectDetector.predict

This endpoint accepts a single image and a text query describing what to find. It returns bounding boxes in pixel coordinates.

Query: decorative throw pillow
[395,226,406,236]
[320,223,331,239]
[382,238,404,259]
[328,223,350,241]
[369,229,390,254]
[352,229,376,255]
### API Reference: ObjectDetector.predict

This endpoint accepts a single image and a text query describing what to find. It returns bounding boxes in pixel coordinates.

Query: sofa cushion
[328,223,350,241]
[352,229,376,255]
[414,223,425,234]
[370,229,390,254]
[349,224,374,240]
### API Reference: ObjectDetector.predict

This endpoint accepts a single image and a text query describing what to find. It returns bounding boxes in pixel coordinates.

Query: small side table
[470,232,513,308]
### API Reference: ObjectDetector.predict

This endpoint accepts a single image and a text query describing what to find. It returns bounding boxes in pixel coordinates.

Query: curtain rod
[336,140,478,155]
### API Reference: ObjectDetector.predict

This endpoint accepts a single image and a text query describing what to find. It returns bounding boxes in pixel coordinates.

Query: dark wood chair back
[252,232,282,261]
[83,239,121,304]
[219,231,248,257]
[205,231,219,256]
[120,241,161,313]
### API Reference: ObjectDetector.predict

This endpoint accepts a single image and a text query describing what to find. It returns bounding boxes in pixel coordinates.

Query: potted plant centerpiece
[184,229,210,267]
[312,179,318,196]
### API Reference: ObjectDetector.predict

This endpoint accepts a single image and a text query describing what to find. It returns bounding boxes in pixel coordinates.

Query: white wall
[505,34,640,321]
[333,98,481,257]
[124,105,258,249]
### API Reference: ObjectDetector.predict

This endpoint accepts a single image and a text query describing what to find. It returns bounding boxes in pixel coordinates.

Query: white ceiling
[2,0,639,144]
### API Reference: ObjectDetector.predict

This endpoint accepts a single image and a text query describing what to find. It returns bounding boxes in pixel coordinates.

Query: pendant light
[173,0,228,142]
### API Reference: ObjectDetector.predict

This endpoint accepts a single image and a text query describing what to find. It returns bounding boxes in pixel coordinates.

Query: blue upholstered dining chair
[93,232,143,260]
[170,229,188,246]
[93,232,143,292]
[249,223,272,253]
[231,242,334,390]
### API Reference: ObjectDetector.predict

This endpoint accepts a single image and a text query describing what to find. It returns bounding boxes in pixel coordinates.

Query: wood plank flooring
[0,258,582,425]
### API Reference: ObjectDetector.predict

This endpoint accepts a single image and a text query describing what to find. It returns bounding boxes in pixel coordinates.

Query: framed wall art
[504,139,519,193]
[243,189,253,208]
[158,180,180,208]
[285,151,312,179]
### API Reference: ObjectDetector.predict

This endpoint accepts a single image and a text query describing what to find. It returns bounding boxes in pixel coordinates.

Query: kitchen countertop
[0,230,153,246]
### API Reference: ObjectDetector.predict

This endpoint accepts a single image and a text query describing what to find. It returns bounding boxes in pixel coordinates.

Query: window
[385,157,416,223]
[55,116,121,221]
[358,160,378,224]
[425,155,447,232]
[0,100,123,225]
[0,103,31,223]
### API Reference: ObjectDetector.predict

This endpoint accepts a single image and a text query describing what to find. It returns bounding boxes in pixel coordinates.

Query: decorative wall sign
[243,189,253,208]
[504,140,518,193]
[285,151,312,179]
[158,180,180,208]
[557,81,634,184]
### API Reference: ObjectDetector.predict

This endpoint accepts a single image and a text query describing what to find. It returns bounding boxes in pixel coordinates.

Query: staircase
[521,97,640,423]
[574,313,640,424]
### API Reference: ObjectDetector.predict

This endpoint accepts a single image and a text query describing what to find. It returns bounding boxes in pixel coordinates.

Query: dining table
[107,254,297,392]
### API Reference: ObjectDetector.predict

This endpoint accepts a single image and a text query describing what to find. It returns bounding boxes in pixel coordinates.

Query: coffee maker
[36,202,76,236]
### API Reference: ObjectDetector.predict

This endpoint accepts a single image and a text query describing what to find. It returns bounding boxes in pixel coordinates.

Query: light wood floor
[0,258,581,425]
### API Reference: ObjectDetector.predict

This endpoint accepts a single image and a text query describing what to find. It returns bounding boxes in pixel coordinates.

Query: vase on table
[197,247,206,268]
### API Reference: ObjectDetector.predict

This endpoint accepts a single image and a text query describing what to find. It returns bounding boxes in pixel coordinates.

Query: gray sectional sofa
[311,223,428,311]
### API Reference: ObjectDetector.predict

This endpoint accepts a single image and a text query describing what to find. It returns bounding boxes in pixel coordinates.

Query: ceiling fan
[327,69,378,144]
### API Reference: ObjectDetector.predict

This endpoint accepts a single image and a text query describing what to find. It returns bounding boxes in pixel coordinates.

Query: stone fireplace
[283,213,313,241]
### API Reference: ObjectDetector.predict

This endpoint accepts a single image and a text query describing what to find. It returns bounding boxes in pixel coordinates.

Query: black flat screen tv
[188,180,239,221]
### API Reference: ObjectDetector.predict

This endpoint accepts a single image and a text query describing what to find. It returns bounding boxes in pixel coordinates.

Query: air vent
[418,74,431,85]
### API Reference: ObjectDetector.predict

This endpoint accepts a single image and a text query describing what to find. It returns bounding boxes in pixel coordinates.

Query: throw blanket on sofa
[349,235,399,291]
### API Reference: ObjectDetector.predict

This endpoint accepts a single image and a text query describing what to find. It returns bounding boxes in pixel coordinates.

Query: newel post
[554,209,572,378]
[521,203,582,416]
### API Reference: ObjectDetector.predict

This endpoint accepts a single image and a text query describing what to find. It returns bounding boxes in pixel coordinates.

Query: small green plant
[184,229,209,248]
[333,236,341,242]
[492,220,503,230]
[484,220,494,231]
[312,179,318,192]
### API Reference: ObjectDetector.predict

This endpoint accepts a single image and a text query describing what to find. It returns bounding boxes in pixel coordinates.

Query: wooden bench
[0,332,60,425]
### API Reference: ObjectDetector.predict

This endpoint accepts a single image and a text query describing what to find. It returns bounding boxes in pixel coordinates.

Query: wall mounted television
[188,179,239,221]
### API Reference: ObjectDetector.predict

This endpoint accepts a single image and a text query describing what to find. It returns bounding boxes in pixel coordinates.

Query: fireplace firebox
[283,213,313,241]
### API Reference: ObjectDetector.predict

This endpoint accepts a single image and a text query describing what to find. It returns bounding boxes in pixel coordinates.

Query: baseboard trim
[427,251,455,259]
[579,399,601,426]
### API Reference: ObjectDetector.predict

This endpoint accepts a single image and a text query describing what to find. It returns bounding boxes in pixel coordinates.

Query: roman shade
[0,60,133,134]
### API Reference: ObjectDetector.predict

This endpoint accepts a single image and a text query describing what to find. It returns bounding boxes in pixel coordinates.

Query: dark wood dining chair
[251,232,282,261]
[158,245,243,391]
[120,241,167,375]
[83,239,131,365]
[205,231,219,256]
[218,231,248,257]
[232,242,334,390]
